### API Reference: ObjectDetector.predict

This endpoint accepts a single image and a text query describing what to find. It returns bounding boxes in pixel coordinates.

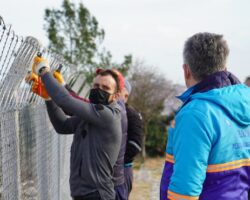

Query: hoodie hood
[192,84,250,127]
[178,71,250,127]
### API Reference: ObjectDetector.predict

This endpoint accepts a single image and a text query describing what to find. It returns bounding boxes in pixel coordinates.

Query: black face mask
[89,88,111,105]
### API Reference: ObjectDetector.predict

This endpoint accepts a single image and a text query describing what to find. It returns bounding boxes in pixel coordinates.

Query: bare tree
[128,61,175,158]
[163,83,186,116]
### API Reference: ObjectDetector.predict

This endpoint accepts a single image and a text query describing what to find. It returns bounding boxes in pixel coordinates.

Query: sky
[1,0,250,85]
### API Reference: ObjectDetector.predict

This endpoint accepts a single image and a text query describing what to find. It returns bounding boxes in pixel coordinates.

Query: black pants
[73,191,101,200]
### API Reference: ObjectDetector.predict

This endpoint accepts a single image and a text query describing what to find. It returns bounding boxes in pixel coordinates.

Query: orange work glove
[32,54,50,75]
[25,71,50,100]
[53,70,65,85]
[25,71,39,84]
[32,79,50,100]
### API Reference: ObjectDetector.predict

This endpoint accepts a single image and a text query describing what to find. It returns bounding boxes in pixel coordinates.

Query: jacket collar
[178,71,241,104]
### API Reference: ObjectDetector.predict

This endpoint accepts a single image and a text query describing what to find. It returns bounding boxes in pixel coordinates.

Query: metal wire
[0,16,77,200]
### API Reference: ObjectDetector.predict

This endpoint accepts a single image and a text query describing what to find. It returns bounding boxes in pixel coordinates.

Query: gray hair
[183,32,229,81]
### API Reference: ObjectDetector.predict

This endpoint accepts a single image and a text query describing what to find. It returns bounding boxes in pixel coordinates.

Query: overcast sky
[1,0,250,84]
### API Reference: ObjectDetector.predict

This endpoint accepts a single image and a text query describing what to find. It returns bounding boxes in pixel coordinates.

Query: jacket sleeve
[61,84,89,116]
[41,72,119,127]
[167,109,214,199]
[65,84,90,103]
[124,105,144,164]
[45,100,81,134]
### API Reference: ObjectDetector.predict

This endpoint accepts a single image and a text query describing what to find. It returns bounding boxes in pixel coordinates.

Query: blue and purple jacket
[160,71,250,200]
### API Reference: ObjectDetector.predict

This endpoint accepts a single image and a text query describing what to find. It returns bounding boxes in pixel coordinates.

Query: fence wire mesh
[0,16,76,200]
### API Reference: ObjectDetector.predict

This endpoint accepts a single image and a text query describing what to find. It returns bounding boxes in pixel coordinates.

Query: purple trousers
[124,166,133,198]
[115,183,128,200]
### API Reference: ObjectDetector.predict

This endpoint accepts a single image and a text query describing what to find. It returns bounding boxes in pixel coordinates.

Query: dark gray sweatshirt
[41,73,122,200]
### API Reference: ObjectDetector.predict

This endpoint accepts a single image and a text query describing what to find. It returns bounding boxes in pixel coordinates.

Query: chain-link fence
[0,16,79,200]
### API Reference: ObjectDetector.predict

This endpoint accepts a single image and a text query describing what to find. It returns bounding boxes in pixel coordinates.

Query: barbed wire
[0,15,75,200]
[0,16,77,112]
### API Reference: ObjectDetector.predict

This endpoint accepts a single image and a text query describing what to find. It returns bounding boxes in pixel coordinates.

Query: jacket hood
[178,71,250,127]
[192,84,250,127]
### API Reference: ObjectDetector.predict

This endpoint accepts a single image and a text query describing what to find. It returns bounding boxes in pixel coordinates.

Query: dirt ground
[129,157,165,200]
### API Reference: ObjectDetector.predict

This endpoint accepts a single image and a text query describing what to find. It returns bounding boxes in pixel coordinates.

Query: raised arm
[41,72,119,127]
[45,100,81,134]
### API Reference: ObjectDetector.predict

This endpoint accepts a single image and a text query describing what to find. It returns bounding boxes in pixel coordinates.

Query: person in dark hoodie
[160,32,250,200]
[30,57,124,200]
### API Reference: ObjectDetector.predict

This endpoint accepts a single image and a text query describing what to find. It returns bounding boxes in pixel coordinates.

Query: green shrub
[145,115,168,157]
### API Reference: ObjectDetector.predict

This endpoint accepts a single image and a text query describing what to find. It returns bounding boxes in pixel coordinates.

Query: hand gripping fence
[0,16,77,200]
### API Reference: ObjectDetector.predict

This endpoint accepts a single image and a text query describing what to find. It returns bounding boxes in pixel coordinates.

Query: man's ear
[183,64,198,87]
[112,92,121,101]
[124,94,129,102]
[183,64,191,80]
[183,63,194,87]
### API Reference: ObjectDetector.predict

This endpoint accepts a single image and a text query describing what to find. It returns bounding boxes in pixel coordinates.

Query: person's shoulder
[126,104,137,113]
[105,102,122,114]
[91,102,122,116]
[178,99,212,120]
[183,98,211,111]
[126,104,143,120]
